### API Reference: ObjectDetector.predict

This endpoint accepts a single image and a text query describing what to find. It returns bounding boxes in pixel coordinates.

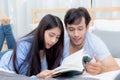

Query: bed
[0,7,120,80]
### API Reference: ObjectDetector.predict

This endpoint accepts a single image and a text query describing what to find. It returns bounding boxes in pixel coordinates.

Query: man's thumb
[94,54,100,62]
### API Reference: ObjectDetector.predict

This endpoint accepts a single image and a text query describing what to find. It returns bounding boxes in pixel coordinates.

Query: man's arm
[85,55,120,75]
[101,55,120,72]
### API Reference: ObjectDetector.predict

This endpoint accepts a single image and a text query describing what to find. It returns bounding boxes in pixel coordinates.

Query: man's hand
[0,12,10,25]
[85,55,103,75]
[36,70,55,79]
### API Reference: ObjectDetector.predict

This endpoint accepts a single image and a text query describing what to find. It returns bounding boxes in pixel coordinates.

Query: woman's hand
[36,70,55,79]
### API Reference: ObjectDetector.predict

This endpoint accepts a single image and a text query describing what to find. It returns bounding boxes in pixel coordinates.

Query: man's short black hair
[64,7,91,27]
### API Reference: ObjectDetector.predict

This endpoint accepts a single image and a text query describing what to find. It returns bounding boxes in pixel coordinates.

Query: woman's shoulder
[17,35,34,46]
[15,36,33,54]
[18,35,34,42]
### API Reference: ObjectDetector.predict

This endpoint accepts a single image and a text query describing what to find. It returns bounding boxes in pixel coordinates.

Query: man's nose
[74,30,79,37]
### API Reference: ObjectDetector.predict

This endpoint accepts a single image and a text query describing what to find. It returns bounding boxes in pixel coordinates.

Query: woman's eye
[49,34,54,37]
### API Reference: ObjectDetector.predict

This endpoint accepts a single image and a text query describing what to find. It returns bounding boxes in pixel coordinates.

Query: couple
[0,7,119,78]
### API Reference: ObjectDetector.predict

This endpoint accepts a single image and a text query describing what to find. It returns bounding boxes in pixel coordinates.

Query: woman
[0,14,64,78]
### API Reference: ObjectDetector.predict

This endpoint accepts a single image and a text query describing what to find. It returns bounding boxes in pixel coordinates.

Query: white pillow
[93,20,120,31]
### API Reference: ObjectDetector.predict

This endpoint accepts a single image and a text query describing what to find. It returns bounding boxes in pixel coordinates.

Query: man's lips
[73,38,80,42]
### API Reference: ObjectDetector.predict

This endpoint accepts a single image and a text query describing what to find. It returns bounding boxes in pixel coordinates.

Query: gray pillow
[93,30,120,58]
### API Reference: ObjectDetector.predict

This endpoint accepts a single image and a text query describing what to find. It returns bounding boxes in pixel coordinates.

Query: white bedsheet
[78,70,120,80]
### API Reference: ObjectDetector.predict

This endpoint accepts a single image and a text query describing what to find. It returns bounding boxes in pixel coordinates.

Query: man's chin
[75,44,81,46]
[72,42,81,46]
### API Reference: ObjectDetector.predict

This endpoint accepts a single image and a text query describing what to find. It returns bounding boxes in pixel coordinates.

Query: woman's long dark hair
[12,14,64,76]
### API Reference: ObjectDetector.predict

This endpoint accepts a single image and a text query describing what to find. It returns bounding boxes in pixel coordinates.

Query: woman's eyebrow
[51,32,60,36]
[50,32,55,35]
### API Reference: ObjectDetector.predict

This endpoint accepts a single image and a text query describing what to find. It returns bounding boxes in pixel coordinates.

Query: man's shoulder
[86,32,103,43]
[84,32,107,52]
[85,32,110,60]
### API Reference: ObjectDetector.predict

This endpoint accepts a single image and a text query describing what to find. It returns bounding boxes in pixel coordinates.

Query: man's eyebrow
[78,26,84,28]
[68,27,74,28]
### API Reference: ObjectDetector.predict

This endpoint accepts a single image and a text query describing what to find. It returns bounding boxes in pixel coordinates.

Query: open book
[52,50,95,77]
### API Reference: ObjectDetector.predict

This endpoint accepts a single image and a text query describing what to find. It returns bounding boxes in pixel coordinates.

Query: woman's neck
[39,50,45,59]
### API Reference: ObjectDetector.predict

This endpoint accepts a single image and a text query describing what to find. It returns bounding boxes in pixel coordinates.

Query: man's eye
[69,28,74,31]
[79,28,83,30]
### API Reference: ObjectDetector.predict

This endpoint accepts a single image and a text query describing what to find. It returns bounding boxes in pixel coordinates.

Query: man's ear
[86,24,90,31]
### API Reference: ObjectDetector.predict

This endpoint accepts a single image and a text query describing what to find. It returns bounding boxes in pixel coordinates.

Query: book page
[53,50,90,76]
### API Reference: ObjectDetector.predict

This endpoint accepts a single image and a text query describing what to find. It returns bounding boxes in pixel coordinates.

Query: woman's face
[44,27,61,49]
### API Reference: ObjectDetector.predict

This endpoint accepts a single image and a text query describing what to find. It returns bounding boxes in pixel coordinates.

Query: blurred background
[0,0,120,39]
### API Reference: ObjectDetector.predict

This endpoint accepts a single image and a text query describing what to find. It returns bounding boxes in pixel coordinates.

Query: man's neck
[70,42,83,55]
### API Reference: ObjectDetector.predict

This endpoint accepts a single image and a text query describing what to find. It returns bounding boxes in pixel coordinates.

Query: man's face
[66,17,88,47]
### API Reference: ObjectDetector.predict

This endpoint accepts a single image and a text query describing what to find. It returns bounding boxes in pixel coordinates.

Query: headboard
[32,8,68,24]
[32,7,120,26]
[90,7,120,27]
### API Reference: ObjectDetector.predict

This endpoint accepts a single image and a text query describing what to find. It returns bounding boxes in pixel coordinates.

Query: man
[62,7,119,75]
